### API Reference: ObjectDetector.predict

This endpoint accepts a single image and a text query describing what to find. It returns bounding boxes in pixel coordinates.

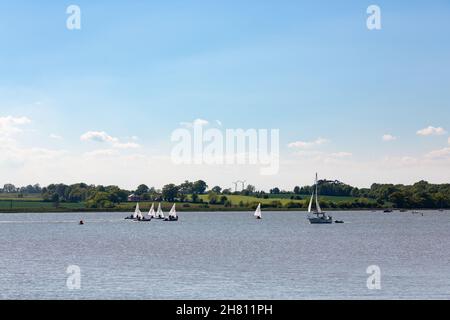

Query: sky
[1,0,449,191]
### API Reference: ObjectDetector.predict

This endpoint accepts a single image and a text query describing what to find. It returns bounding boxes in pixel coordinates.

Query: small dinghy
[148,203,156,219]
[125,203,141,220]
[254,203,262,220]
[155,203,165,219]
[139,203,155,222]
[164,204,178,221]
[134,204,145,221]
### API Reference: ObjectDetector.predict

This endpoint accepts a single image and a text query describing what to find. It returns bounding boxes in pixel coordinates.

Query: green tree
[388,191,407,208]
[135,184,149,196]
[192,180,208,194]
[270,187,280,194]
[179,180,194,195]
[222,188,232,195]
[211,186,222,194]
[208,191,218,204]
[219,195,228,204]
[162,184,179,201]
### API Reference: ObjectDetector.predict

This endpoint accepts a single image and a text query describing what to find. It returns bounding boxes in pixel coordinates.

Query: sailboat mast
[315,173,322,214]
[315,173,318,199]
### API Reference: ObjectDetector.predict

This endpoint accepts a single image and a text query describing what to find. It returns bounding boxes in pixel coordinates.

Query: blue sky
[1,1,449,189]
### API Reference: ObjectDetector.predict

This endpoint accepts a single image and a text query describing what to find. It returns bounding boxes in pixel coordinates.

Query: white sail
[308,192,314,213]
[148,203,155,218]
[157,203,164,218]
[315,173,322,213]
[254,203,262,218]
[315,195,322,213]
[133,203,141,219]
[134,203,143,219]
[169,203,177,217]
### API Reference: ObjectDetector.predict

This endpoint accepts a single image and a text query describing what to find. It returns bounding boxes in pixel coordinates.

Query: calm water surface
[0,211,449,299]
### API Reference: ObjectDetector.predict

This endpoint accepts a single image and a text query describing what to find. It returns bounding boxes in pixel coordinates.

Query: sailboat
[307,173,333,224]
[136,203,145,221]
[155,203,165,219]
[254,203,262,219]
[148,203,156,218]
[164,203,178,221]
[125,202,141,220]
[138,203,153,222]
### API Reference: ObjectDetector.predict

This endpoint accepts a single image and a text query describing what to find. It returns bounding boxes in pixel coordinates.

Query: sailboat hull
[308,215,333,224]
[164,216,179,221]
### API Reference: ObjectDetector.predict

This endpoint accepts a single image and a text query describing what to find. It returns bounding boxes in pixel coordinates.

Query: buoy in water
[79,220,84,225]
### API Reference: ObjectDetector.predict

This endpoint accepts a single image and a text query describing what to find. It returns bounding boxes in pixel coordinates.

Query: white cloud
[80,131,118,143]
[49,134,63,140]
[417,126,447,136]
[113,142,140,149]
[292,150,323,157]
[0,116,31,136]
[0,143,67,168]
[425,147,450,159]
[382,134,396,141]
[330,152,352,158]
[84,149,119,157]
[293,150,352,165]
[80,131,140,149]
[288,137,329,149]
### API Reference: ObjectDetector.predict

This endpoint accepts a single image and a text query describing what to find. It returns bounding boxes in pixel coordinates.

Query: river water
[0,210,449,299]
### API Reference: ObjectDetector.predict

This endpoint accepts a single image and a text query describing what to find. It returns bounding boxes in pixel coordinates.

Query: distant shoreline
[0,208,446,214]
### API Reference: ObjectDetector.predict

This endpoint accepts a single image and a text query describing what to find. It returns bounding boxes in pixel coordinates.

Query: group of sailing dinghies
[124,173,342,224]
[125,203,178,222]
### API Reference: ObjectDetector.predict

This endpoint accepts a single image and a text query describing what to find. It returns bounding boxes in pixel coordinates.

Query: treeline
[41,183,129,208]
[36,180,210,208]
[1,179,449,209]
[366,181,450,209]
[0,183,42,194]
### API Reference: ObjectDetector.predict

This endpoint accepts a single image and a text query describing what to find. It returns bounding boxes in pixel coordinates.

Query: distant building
[127,194,141,202]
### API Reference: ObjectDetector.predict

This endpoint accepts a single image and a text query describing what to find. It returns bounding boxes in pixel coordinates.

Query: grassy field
[0,200,85,210]
[198,194,359,205]
[0,193,43,200]
[0,193,376,212]
[198,194,301,205]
